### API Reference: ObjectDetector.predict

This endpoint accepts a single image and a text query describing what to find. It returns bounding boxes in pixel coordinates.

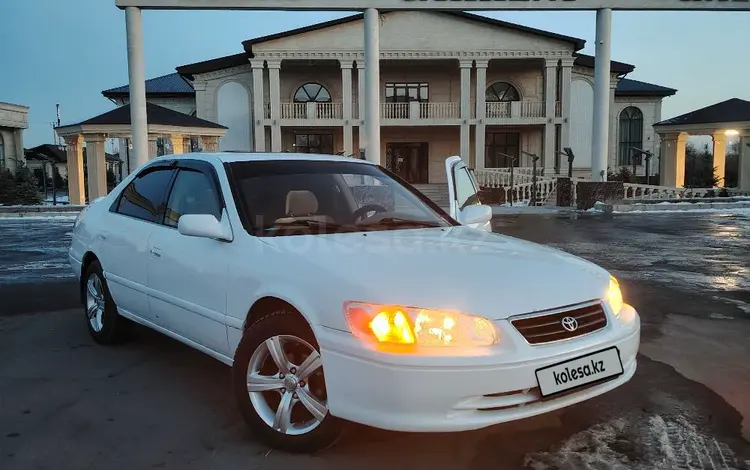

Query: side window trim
[110,164,177,224]
[160,161,226,229]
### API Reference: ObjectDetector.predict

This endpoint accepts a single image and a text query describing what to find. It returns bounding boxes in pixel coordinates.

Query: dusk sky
[1,0,749,147]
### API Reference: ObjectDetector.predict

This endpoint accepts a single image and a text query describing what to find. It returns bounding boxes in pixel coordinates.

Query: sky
[1,0,749,148]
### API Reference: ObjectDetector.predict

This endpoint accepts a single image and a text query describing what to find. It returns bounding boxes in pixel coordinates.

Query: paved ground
[1,212,750,469]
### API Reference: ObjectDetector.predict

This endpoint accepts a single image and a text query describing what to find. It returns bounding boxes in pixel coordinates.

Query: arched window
[618,107,644,166]
[294,83,331,103]
[0,133,4,169]
[486,82,521,102]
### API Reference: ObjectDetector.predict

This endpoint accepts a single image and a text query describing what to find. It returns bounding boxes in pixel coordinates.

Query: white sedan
[69,152,640,453]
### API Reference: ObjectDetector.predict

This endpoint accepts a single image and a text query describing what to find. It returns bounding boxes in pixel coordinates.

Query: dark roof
[61,102,226,129]
[573,53,635,75]
[102,73,195,98]
[241,11,586,55]
[655,98,750,127]
[176,53,250,79]
[616,78,677,97]
[25,144,67,163]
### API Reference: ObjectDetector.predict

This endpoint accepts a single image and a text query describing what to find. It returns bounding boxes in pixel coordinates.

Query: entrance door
[385,142,429,184]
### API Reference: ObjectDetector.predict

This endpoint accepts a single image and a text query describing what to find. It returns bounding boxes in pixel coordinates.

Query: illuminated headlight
[607,276,624,317]
[344,302,498,348]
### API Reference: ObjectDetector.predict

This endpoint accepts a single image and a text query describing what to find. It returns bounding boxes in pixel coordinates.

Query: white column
[64,135,85,205]
[739,131,750,190]
[591,8,612,181]
[544,59,558,174]
[357,65,366,156]
[474,60,488,170]
[659,132,687,188]
[459,59,472,165]
[148,135,159,158]
[364,8,381,165]
[711,131,727,187]
[83,133,108,200]
[560,58,574,156]
[341,60,354,156]
[268,60,282,153]
[250,60,266,152]
[125,7,148,171]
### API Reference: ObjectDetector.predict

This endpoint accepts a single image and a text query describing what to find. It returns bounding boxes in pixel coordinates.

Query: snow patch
[524,414,744,470]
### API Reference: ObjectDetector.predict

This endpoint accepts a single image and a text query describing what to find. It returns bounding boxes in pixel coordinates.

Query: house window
[385,83,429,103]
[618,107,644,166]
[294,83,331,103]
[0,134,4,169]
[294,134,334,155]
[486,82,521,102]
[485,132,520,168]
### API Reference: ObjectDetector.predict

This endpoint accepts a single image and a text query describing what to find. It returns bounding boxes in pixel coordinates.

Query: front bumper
[317,306,640,432]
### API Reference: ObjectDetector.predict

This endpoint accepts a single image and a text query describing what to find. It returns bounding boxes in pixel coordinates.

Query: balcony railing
[486,102,511,119]
[520,101,545,118]
[278,102,343,119]
[268,100,555,121]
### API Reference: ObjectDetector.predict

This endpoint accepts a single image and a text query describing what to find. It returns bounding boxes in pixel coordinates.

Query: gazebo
[55,102,227,205]
[654,98,750,190]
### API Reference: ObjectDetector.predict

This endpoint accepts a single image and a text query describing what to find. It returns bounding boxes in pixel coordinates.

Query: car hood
[261,226,611,320]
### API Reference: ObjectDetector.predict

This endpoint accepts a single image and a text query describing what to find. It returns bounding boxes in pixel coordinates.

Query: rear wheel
[83,260,128,344]
[232,311,343,453]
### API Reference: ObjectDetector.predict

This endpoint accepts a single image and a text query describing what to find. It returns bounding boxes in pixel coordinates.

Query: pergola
[55,102,226,205]
[654,98,750,190]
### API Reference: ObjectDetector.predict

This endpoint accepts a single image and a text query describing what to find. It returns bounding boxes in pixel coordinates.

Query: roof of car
[162,152,377,165]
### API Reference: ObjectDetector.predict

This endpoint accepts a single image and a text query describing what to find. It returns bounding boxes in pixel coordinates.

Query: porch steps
[412,184,450,208]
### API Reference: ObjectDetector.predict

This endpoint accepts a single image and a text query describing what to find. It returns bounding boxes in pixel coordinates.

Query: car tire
[232,310,344,453]
[82,260,128,345]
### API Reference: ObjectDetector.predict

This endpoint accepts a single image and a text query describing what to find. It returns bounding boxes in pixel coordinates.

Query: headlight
[607,276,624,317]
[344,302,498,348]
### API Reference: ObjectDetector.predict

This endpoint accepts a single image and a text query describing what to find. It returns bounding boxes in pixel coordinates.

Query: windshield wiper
[264,219,358,234]
[359,217,443,229]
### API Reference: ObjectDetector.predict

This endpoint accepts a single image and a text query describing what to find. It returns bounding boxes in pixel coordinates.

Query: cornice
[254,50,572,61]
[194,63,253,81]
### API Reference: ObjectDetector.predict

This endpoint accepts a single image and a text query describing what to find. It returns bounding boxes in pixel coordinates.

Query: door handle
[150,247,162,258]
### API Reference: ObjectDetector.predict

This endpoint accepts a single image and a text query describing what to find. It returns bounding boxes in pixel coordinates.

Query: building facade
[0,101,29,172]
[102,11,676,183]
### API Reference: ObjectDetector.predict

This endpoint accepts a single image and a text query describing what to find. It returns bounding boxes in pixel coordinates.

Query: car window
[454,166,480,211]
[228,160,456,237]
[164,169,222,228]
[116,168,175,223]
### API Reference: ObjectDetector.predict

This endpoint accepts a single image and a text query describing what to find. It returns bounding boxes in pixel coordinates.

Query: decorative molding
[459,59,474,68]
[249,59,265,69]
[339,59,355,69]
[254,49,572,61]
[475,59,489,68]
[195,63,253,81]
[266,59,282,69]
[560,58,576,67]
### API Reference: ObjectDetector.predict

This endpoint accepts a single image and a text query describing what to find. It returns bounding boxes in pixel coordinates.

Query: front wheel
[232,311,343,453]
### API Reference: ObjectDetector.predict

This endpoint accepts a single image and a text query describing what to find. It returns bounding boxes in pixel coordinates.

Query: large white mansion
[102,10,676,184]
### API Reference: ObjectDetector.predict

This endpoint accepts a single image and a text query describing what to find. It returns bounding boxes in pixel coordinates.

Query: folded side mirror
[177,213,233,242]
[458,204,492,226]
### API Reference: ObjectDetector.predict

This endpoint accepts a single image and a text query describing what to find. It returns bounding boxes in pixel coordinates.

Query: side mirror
[458,204,492,226]
[177,214,232,241]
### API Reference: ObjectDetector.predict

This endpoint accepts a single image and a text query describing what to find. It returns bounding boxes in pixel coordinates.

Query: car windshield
[227,159,457,236]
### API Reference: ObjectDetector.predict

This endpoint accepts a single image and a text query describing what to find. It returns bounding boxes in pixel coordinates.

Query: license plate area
[535,346,624,398]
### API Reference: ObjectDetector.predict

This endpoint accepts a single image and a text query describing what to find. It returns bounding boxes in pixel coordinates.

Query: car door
[445,156,492,232]
[98,163,177,321]
[146,159,231,356]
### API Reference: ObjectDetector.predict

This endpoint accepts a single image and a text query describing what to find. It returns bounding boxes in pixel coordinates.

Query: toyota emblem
[561,316,578,332]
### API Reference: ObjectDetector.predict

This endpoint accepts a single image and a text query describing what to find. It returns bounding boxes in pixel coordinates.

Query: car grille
[510,301,607,345]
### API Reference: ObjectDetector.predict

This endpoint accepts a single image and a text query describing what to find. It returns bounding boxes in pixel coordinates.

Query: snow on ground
[525,414,745,470]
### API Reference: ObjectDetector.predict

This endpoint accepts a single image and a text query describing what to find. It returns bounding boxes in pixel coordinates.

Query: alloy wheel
[246,335,328,436]
[85,273,106,333]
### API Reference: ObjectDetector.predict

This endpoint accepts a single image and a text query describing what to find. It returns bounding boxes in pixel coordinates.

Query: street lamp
[556,147,576,177]
[495,151,517,206]
[521,151,540,205]
[629,147,653,185]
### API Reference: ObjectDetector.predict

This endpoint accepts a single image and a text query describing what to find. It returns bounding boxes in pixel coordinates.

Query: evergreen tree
[0,169,15,205]
[13,165,42,205]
